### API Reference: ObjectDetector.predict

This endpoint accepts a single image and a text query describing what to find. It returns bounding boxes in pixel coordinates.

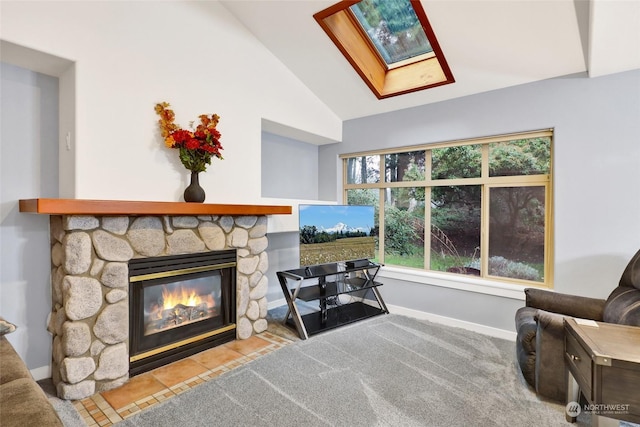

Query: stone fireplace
[19,198,291,401]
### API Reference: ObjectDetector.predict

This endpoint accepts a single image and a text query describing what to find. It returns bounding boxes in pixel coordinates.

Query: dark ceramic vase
[184,171,205,203]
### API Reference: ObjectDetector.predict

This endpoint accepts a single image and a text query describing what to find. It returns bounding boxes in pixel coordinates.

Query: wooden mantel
[19,198,292,216]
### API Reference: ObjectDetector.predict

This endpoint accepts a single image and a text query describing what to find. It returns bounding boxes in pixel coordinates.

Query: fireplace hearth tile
[189,344,244,369]
[74,330,294,426]
[100,373,166,410]
[151,358,209,388]
[225,335,270,355]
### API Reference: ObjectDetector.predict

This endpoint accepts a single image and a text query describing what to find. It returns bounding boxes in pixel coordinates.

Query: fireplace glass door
[136,270,227,353]
[129,250,236,375]
[144,274,222,336]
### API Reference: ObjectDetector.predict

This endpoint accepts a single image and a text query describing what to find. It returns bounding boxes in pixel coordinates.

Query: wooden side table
[564,318,640,426]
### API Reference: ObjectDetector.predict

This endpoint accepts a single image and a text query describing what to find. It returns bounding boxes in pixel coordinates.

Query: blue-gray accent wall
[1,62,59,371]
[318,70,640,332]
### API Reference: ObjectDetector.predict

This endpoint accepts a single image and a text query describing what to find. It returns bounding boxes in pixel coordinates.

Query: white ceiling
[222,0,640,121]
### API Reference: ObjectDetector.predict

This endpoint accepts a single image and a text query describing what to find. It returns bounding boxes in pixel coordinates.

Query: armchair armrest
[533,309,567,402]
[525,288,605,321]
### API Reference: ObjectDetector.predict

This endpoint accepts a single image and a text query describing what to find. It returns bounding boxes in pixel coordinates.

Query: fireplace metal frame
[128,250,237,376]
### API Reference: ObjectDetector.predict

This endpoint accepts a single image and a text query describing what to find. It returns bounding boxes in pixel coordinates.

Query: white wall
[0,62,59,374]
[1,1,342,203]
[0,1,341,375]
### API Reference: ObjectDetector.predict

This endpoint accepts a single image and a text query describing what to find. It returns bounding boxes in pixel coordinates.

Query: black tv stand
[277,260,388,339]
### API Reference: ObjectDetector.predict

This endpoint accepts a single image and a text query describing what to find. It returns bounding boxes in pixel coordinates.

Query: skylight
[349,0,433,67]
[314,0,454,99]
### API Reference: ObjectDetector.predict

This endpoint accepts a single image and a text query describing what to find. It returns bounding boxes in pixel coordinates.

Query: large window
[342,130,553,287]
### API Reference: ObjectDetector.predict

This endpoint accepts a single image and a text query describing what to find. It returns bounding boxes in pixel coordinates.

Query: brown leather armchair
[514,249,640,402]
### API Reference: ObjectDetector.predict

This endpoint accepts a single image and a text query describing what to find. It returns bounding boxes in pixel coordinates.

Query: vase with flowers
[155,102,223,202]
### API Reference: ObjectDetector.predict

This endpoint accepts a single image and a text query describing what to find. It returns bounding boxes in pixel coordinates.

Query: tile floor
[73,332,293,426]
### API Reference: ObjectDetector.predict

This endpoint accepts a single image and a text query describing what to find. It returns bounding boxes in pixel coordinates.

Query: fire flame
[163,286,206,310]
[147,284,216,320]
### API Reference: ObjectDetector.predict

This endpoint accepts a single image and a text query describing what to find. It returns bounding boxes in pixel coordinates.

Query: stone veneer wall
[47,214,270,400]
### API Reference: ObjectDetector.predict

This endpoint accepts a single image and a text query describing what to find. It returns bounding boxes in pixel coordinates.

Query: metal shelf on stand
[277,260,388,340]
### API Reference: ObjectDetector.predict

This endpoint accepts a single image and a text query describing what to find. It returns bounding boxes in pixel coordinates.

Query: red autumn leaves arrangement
[155,102,223,173]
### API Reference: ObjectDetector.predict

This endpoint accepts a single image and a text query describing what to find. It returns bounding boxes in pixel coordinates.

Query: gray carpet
[113,314,575,426]
[38,378,86,427]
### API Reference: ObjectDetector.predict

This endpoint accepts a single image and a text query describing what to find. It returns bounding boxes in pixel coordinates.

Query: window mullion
[482,143,489,178]
[342,158,348,202]
[425,186,432,270]
[378,188,385,264]
[344,183,384,190]
[544,182,552,287]
[425,149,433,269]
[481,184,489,279]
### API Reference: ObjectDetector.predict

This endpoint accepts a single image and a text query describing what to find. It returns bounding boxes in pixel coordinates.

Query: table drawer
[565,332,592,397]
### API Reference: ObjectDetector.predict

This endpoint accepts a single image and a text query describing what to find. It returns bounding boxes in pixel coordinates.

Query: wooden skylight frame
[314,0,455,99]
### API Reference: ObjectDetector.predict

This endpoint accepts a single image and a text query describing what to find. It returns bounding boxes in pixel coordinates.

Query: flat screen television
[299,204,376,266]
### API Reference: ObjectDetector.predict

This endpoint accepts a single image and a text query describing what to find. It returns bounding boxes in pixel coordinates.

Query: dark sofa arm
[525,288,605,321]
[533,309,568,402]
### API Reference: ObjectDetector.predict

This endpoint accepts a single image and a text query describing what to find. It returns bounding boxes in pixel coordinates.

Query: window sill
[378,266,531,301]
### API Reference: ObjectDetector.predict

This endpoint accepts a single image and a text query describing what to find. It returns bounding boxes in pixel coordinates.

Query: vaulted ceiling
[222,0,640,121]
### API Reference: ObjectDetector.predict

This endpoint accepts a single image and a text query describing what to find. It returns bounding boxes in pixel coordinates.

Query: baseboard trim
[267,299,516,341]
[268,297,287,310]
[31,364,51,382]
[387,304,516,341]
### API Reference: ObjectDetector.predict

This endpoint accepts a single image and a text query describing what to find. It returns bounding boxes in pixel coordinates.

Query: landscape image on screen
[299,204,376,266]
